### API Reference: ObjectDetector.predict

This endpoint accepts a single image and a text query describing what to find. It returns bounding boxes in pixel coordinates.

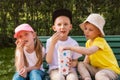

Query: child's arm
[25,65,40,72]
[15,40,26,71]
[15,47,27,77]
[15,52,25,71]
[62,46,99,55]
[46,32,61,64]
[18,65,40,78]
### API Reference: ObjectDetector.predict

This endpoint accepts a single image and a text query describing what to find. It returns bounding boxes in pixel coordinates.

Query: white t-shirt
[46,36,82,71]
[16,47,45,69]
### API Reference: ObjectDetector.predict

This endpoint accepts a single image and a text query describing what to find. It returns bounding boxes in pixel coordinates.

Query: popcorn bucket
[58,50,71,75]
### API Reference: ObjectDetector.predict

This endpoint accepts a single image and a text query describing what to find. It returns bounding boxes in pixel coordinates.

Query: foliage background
[0,0,120,47]
[0,0,120,79]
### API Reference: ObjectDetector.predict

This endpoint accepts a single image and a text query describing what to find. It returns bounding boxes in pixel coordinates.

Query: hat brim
[79,23,85,31]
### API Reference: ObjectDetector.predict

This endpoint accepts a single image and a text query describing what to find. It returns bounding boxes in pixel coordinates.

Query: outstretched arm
[60,45,99,55]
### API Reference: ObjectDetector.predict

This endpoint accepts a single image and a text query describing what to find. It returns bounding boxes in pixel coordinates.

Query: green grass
[0,47,15,80]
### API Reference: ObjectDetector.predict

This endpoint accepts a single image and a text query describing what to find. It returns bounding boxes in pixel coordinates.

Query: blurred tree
[0,0,120,47]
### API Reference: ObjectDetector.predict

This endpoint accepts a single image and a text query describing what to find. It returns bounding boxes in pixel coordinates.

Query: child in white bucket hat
[80,13,105,37]
[59,13,120,80]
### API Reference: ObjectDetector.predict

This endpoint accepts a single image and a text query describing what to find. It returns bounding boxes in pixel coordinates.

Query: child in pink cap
[60,13,120,80]
[13,23,46,80]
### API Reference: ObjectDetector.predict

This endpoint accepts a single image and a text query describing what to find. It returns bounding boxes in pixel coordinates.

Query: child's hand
[15,39,25,49]
[68,59,78,67]
[19,67,27,78]
[51,32,61,45]
[67,58,72,68]
[58,46,71,53]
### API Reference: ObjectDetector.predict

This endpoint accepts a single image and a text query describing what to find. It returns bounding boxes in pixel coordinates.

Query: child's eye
[57,23,61,26]
[89,29,93,31]
[64,23,68,26]
[84,27,87,30]
[25,32,28,36]
[18,35,22,38]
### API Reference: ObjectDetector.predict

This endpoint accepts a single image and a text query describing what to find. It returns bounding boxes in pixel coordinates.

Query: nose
[60,25,65,31]
[61,25,64,28]
[21,35,26,40]
[84,30,89,34]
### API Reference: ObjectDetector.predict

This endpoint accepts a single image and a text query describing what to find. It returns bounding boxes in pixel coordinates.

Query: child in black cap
[46,9,82,80]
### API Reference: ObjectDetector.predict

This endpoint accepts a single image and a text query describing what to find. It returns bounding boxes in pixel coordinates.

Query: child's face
[16,31,36,47]
[83,23,101,40]
[53,16,72,39]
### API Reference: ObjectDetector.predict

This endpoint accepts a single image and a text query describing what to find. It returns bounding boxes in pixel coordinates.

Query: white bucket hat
[80,13,105,37]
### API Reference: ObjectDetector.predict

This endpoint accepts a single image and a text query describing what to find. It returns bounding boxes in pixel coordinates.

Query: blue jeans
[12,70,46,80]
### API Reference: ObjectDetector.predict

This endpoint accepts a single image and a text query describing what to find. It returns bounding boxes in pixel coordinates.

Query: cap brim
[14,30,29,38]
[14,34,17,38]
[14,31,21,38]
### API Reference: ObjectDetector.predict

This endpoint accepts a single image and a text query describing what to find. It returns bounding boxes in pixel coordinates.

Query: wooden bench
[38,35,120,80]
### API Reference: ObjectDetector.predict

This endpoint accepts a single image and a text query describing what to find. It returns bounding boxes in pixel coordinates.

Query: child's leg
[12,72,26,80]
[95,69,118,80]
[50,69,65,80]
[66,69,78,80]
[78,62,92,80]
[78,62,99,80]
[29,70,45,80]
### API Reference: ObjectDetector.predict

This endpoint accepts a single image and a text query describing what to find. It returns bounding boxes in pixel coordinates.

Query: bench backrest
[38,35,120,66]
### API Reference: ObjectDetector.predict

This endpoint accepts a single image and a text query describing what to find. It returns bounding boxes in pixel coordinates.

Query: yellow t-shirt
[86,37,120,74]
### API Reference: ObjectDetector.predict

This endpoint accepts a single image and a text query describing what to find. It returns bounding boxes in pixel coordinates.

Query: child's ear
[69,24,72,30]
[33,32,37,38]
[52,25,57,31]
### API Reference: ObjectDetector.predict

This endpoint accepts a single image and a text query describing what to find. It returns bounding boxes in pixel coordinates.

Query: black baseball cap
[52,9,72,24]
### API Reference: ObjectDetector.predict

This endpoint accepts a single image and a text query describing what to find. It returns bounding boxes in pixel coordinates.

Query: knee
[95,70,106,79]
[29,70,43,80]
[12,72,24,80]
[66,73,78,80]
[50,70,65,80]
[29,70,41,77]
[30,70,39,74]
[50,74,65,80]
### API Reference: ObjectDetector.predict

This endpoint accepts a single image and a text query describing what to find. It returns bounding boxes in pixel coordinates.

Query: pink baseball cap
[14,23,34,38]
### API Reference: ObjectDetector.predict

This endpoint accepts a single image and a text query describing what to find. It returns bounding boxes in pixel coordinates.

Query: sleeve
[92,37,105,50]
[45,38,51,53]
